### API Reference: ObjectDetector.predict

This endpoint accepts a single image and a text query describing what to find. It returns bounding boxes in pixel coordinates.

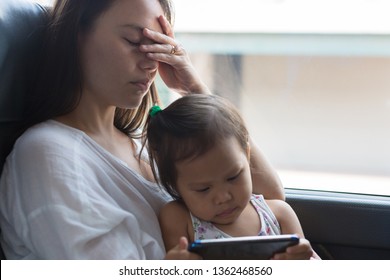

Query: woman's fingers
[142,27,176,47]
[139,14,209,95]
[158,15,174,38]
[139,40,182,56]
[140,28,184,59]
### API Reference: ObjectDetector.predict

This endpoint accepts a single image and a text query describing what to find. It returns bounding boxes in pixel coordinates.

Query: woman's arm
[250,137,285,200]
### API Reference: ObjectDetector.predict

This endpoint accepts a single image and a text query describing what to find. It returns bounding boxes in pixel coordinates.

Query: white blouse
[0,120,170,259]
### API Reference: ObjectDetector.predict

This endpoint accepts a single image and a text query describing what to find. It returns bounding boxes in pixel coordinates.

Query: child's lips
[217,207,237,217]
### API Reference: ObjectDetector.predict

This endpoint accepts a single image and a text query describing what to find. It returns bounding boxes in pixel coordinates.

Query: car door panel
[286,189,390,259]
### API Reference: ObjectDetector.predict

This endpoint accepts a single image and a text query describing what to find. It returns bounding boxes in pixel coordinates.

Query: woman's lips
[133,81,149,92]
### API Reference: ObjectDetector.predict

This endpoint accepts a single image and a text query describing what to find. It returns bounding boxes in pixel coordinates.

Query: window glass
[30,0,390,196]
[173,0,390,196]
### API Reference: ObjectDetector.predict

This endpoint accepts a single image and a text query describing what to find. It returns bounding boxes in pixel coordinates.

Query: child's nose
[214,190,233,205]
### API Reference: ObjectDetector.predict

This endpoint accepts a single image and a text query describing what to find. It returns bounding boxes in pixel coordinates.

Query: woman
[0,0,283,259]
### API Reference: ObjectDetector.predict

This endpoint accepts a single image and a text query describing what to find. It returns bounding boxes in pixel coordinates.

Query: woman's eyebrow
[119,24,144,32]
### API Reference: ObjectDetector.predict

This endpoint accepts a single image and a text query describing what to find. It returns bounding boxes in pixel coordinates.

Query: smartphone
[188,234,299,260]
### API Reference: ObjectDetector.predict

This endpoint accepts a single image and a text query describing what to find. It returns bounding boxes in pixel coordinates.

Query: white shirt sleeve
[0,121,168,259]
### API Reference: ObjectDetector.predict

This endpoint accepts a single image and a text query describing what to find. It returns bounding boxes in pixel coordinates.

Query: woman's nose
[139,54,159,73]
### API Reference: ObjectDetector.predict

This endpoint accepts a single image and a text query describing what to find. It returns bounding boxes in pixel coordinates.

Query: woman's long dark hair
[25,0,174,137]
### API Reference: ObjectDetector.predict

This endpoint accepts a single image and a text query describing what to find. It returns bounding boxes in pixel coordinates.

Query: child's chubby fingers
[165,237,203,260]
[178,236,189,250]
[272,239,313,260]
[166,249,202,260]
[286,239,313,254]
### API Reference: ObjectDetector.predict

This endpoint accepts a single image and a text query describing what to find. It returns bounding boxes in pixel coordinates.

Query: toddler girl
[144,94,319,260]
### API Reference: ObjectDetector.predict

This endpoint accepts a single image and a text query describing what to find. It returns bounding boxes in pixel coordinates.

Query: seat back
[0,0,49,259]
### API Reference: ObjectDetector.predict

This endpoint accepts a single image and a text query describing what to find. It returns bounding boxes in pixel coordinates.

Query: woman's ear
[246,141,251,160]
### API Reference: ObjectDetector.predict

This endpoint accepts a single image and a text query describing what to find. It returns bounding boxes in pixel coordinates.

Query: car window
[31,0,390,196]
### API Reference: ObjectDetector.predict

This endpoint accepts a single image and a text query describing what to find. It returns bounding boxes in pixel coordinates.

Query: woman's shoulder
[8,120,87,169]
[15,120,84,152]
[1,121,88,196]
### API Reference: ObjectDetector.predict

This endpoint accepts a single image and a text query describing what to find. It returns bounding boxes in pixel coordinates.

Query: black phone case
[188,234,299,260]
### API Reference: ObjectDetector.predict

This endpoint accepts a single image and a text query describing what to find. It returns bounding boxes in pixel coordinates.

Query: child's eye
[195,187,210,193]
[227,171,242,182]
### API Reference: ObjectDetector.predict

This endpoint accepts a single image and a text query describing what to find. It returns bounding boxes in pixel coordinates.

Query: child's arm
[158,200,194,251]
[266,199,321,260]
[249,138,285,200]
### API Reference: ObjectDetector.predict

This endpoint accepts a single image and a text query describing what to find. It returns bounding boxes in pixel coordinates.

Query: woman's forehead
[102,0,164,32]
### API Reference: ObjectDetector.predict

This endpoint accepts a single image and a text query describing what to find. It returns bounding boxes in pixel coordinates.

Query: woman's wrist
[190,83,211,95]
[179,81,211,96]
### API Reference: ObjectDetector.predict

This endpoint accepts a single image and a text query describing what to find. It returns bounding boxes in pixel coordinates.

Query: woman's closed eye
[124,38,140,47]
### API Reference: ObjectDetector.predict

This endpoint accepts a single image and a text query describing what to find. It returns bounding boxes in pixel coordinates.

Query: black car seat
[0,0,50,259]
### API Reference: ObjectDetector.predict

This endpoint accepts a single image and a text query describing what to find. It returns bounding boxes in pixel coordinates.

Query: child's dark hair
[144,94,249,200]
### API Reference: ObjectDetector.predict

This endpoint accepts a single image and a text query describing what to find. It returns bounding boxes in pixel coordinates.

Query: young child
[144,94,319,260]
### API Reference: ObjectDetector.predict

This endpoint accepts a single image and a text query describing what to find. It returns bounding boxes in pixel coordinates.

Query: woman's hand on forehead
[139,16,210,95]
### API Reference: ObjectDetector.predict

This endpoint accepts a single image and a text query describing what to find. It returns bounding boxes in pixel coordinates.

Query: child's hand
[164,237,202,260]
[271,238,314,260]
